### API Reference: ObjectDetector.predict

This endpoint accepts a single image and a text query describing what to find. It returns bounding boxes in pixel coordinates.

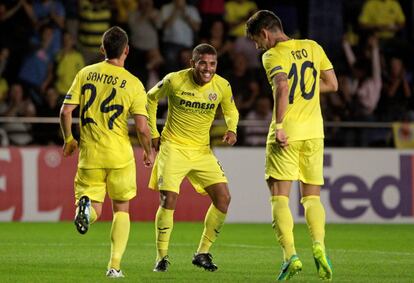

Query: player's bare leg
[193,182,230,271]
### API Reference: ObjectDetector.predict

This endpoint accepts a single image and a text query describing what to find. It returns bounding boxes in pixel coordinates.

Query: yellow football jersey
[262,39,333,143]
[147,69,239,147]
[64,61,148,168]
[359,0,405,39]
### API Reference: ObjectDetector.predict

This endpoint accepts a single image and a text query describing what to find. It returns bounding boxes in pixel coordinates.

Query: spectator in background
[62,0,79,41]
[224,0,257,39]
[54,31,85,103]
[0,48,9,102]
[244,96,272,146]
[18,24,54,107]
[224,0,260,69]
[380,56,412,121]
[233,34,261,69]
[224,52,260,117]
[78,0,111,64]
[0,1,34,81]
[343,35,382,119]
[34,87,61,144]
[199,19,233,71]
[0,83,36,145]
[343,35,382,146]
[0,0,23,22]
[21,0,65,58]
[177,47,192,69]
[145,49,164,90]
[112,0,138,32]
[160,0,201,72]
[321,72,355,146]
[359,0,405,40]
[198,0,225,38]
[127,0,163,85]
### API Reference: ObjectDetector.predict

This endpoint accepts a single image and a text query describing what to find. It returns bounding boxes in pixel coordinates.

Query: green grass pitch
[0,222,413,282]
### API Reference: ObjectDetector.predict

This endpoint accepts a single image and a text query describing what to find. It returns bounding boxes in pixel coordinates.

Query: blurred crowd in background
[0,0,413,148]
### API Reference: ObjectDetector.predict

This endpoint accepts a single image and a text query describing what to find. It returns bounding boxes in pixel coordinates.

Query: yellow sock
[270,196,296,261]
[301,196,326,250]
[89,206,97,224]
[155,207,174,261]
[108,211,130,270]
[197,204,226,254]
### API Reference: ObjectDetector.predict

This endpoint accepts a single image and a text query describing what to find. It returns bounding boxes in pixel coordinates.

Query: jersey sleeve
[316,42,334,71]
[262,50,289,83]
[64,71,82,105]
[147,74,171,139]
[220,81,239,133]
[130,79,148,117]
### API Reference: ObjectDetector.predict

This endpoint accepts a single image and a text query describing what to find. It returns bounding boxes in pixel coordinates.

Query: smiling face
[191,53,217,86]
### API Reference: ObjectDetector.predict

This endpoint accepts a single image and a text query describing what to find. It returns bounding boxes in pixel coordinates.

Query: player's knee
[160,191,178,209]
[215,193,231,212]
[223,193,231,207]
[92,203,102,213]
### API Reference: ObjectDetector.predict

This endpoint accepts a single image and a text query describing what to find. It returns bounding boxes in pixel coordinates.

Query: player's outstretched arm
[59,103,78,157]
[320,69,338,94]
[134,114,155,168]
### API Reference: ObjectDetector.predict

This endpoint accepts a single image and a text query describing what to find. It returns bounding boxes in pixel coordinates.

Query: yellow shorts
[74,161,137,203]
[265,138,324,185]
[149,142,228,195]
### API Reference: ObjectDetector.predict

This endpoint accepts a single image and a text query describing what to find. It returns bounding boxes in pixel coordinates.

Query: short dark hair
[246,10,283,38]
[192,43,217,61]
[102,26,128,59]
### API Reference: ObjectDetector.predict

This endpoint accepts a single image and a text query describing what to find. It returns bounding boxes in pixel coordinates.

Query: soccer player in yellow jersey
[246,11,338,281]
[147,43,239,272]
[59,26,154,278]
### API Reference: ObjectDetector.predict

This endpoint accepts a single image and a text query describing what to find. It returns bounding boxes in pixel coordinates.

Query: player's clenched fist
[222,131,237,146]
[63,135,78,157]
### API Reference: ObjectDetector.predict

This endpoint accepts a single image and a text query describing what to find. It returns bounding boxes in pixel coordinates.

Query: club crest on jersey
[208,93,217,101]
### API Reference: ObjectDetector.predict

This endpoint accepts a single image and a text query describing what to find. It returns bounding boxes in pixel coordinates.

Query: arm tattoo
[273,72,288,86]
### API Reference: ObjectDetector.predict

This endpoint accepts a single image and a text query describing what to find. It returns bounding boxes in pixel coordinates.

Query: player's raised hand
[222,131,237,146]
[276,129,288,148]
[143,148,155,168]
[63,136,78,157]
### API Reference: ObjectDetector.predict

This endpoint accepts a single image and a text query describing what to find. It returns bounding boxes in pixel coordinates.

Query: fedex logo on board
[298,154,414,219]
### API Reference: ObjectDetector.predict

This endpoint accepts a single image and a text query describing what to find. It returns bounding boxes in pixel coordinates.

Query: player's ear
[190,59,195,68]
[260,29,267,40]
[100,45,105,56]
[124,44,129,56]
